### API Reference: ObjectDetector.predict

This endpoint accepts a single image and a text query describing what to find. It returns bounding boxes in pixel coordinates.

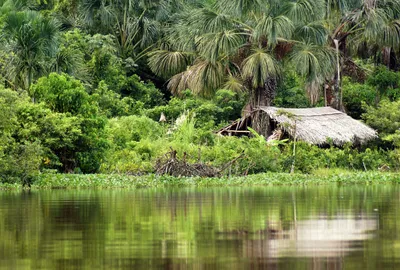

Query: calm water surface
[0,185,399,269]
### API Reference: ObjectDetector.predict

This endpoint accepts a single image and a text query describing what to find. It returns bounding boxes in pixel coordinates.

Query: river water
[0,185,399,269]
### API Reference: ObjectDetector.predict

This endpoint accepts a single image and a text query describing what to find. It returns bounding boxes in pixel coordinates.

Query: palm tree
[148,0,335,109]
[149,0,400,114]
[323,0,400,109]
[1,10,60,90]
[146,0,339,136]
[50,44,89,82]
[78,0,177,60]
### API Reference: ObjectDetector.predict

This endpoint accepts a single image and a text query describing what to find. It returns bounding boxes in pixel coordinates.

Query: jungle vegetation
[1,0,400,185]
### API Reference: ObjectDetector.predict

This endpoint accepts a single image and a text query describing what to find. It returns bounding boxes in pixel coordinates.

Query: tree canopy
[1,0,400,181]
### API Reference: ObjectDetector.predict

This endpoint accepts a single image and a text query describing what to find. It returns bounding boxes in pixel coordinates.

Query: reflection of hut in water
[217,107,377,146]
[244,216,377,261]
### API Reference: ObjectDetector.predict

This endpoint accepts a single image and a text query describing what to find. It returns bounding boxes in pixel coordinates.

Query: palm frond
[51,46,89,82]
[191,8,234,34]
[289,43,335,104]
[79,0,102,27]
[165,11,197,51]
[223,75,245,92]
[97,2,116,30]
[215,0,266,17]
[197,30,245,63]
[253,15,294,47]
[148,50,192,79]
[361,7,388,43]
[137,16,161,49]
[379,19,400,48]
[37,17,61,57]
[167,70,192,96]
[289,43,335,83]
[1,10,60,89]
[379,0,400,17]
[294,22,328,45]
[188,60,225,97]
[167,59,225,97]
[242,48,280,88]
[282,0,325,24]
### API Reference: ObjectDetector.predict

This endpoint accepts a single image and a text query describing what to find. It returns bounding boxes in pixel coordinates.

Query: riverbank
[1,170,400,190]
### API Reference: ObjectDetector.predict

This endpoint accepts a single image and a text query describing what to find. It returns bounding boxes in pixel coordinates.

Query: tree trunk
[332,39,343,111]
[382,47,391,68]
[290,121,297,174]
[326,37,346,111]
[28,68,35,103]
[381,47,397,69]
[249,77,276,107]
[250,77,277,138]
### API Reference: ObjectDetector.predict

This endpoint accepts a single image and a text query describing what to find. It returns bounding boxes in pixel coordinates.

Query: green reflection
[0,185,399,269]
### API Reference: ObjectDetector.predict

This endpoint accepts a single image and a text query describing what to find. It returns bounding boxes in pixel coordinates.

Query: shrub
[145,89,246,127]
[273,70,310,108]
[362,99,400,144]
[0,88,44,184]
[29,73,108,173]
[367,65,400,101]
[342,77,376,119]
[107,115,163,148]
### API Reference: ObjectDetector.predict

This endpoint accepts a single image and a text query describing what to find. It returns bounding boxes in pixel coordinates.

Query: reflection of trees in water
[0,186,398,269]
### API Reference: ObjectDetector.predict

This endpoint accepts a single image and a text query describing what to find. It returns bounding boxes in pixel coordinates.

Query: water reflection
[245,215,377,260]
[0,186,398,269]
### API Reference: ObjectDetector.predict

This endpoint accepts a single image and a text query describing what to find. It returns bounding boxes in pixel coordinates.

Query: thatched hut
[217,106,377,146]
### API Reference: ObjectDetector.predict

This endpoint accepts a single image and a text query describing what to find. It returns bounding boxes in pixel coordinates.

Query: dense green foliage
[1,0,400,185]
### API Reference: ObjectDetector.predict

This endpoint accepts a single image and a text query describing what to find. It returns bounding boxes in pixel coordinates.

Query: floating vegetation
[0,171,398,190]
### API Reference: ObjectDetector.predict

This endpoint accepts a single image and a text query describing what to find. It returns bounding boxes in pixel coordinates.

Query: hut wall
[252,110,272,138]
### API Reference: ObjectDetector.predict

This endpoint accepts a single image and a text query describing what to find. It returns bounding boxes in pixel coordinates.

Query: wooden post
[290,120,297,174]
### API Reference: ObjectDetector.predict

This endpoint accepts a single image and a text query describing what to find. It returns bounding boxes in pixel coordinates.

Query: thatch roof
[259,106,377,146]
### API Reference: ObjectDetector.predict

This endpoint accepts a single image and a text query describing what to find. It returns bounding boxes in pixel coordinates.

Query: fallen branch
[218,151,245,173]
[155,149,246,177]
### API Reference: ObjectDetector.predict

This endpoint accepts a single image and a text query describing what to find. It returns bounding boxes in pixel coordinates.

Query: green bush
[119,75,165,108]
[30,73,108,173]
[279,142,394,173]
[0,88,44,184]
[101,113,284,175]
[107,115,163,148]
[145,89,246,127]
[91,81,134,117]
[363,99,400,144]
[32,73,94,116]
[281,142,327,173]
[273,70,310,108]
[367,65,400,101]
[342,77,376,119]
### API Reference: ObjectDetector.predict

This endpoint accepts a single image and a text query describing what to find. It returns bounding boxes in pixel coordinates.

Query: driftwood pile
[155,148,244,177]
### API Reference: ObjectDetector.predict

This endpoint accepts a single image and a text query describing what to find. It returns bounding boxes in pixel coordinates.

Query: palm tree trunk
[28,67,34,103]
[382,47,391,68]
[290,121,297,174]
[333,39,342,111]
[250,78,277,138]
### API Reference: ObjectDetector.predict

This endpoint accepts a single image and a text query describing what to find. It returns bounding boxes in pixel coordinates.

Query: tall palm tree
[324,0,400,108]
[148,0,335,108]
[146,0,339,136]
[149,0,400,113]
[79,0,177,59]
[1,10,60,90]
